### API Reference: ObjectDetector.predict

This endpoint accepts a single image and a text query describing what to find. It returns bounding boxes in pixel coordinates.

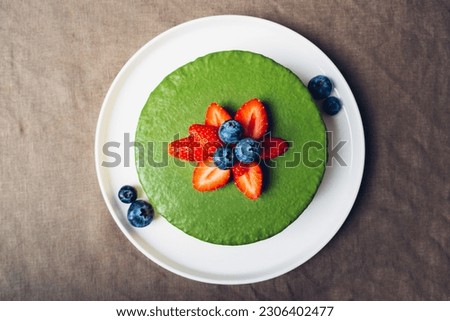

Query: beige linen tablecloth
[1,0,449,300]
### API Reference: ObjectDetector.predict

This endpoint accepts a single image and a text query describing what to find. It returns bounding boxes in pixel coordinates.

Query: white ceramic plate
[95,15,364,284]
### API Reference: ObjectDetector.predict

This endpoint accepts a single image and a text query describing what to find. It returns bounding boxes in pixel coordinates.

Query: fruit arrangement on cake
[168,99,289,200]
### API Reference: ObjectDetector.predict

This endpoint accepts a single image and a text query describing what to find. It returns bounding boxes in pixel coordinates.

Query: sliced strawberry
[188,124,223,160]
[168,136,202,161]
[234,98,268,140]
[193,162,230,191]
[205,102,232,127]
[232,162,263,200]
[189,124,222,146]
[231,162,248,177]
[260,136,289,159]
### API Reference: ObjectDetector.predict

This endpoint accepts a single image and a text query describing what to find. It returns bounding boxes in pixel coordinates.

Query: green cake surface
[135,50,326,245]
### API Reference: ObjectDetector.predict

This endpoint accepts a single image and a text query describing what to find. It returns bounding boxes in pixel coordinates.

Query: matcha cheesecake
[135,50,326,245]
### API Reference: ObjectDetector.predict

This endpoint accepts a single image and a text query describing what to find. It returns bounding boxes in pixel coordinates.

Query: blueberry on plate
[234,138,261,164]
[218,120,243,144]
[322,96,342,115]
[118,185,137,203]
[127,200,154,228]
[213,145,235,169]
[308,75,333,100]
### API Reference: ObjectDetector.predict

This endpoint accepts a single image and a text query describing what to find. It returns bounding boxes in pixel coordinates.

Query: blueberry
[218,120,243,144]
[234,138,261,164]
[213,145,235,169]
[118,185,137,204]
[127,200,154,228]
[308,75,333,100]
[322,96,342,115]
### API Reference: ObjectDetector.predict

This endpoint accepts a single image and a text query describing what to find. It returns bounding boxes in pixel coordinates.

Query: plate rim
[95,14,365,284]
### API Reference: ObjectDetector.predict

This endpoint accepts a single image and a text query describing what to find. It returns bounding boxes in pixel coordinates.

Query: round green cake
[135,50,326,245]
